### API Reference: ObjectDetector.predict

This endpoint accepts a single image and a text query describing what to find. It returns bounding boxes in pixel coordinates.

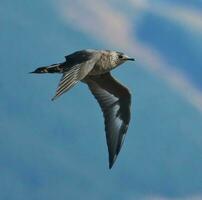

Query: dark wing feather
[52,65,81,100]
[52,50,101,100]
[85,73,131,168]
[64,49,96,67]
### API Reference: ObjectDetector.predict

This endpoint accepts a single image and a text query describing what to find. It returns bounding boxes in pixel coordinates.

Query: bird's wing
[52,50,101,100]
[64,49,96,67]
[85,72,131,168]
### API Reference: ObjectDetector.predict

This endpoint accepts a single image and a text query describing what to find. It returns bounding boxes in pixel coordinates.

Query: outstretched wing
[52,50,101,100]
[85,73,131,168]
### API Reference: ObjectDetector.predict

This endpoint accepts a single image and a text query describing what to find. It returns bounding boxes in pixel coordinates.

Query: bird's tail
[30,63,65,74]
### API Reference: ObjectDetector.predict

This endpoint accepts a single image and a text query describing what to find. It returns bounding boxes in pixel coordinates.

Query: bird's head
[109,51,135,67]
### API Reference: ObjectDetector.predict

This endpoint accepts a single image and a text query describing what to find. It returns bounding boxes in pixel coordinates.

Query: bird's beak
[123,55,135,61]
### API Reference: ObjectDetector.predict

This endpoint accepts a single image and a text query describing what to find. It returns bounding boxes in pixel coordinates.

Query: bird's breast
[89,56,117,75]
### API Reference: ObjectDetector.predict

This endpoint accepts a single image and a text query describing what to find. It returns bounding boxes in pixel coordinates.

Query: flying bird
[31,49,135,169]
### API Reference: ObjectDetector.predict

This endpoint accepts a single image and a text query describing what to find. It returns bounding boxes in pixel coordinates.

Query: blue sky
[1,0,202,199]
[136,12,202,89]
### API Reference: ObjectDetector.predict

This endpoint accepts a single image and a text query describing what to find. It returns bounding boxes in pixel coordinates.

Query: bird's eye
[119,55,123,59]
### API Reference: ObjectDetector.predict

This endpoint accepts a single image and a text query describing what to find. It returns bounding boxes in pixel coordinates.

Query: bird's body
[89,50,122,75]
[31,49,135,168]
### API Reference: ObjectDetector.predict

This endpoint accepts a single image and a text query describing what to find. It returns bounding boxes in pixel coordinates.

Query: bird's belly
[89,64,114,75]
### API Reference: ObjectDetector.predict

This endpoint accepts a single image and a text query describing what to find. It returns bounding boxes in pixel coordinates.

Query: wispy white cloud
[52,0,202,112]
[157,6,202,33]
[129,0,202,33]
[56,0,133,48]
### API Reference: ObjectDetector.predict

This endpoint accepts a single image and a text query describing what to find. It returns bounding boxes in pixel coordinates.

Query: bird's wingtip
[109,154,117,169]
[109,163,113,169]
[51,97,56,101]
[51,94,60,101]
